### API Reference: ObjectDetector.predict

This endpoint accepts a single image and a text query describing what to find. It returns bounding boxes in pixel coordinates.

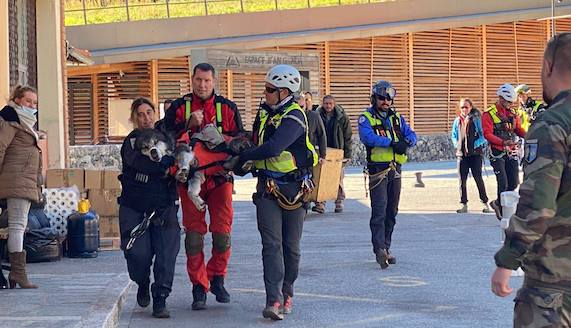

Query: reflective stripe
[254,103,318,173]
[487,105,502,124]
[362,111,407,164]
[216,102,223,133]
[282,114,306,130]
[185,100,191,120]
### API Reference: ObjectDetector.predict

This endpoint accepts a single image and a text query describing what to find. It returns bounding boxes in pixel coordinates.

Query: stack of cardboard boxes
[45,168,122,250]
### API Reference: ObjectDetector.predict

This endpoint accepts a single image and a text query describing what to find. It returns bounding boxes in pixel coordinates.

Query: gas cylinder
[67,199,99,258]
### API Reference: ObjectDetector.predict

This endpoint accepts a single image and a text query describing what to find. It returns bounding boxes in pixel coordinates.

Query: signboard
[191,49,319,73]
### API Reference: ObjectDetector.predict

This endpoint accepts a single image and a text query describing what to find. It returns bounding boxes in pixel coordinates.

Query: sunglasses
[265,86,279,94]
[549,32,571,74]
[460,106,470,109]
[376,95,392,102]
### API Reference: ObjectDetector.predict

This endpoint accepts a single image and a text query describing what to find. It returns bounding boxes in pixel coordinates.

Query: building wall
[66,17,571,144]
[8,0,37,89]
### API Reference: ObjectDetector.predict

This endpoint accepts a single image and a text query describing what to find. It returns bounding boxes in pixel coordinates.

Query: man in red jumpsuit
[166,63,244,310]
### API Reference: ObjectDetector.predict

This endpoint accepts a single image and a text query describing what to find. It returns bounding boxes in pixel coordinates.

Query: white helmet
[265,64,301,93]
[497,83,517,102]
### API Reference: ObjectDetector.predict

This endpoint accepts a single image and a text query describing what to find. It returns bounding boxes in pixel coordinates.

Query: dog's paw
[190,195,206,212]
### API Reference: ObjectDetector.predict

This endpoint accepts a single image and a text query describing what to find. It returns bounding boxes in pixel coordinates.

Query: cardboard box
[99,216,120,239]
[88,189,121,217]
[84,169,121,190]
[46,169,85,189]
[103,170,121,189]
[84,170,103,190]
[99,237,120,251]
[309,148,344,202]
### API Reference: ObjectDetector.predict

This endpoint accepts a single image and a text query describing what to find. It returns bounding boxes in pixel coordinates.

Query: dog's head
[135,129,173,162]
[227,137,255,156]
[174,143,197,170]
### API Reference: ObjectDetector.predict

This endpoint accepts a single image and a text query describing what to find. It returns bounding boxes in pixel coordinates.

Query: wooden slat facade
[67,18,571,144]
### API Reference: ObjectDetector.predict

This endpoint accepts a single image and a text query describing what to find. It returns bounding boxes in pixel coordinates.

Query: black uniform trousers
[369,164,401,253]
[457,155,489,204]
[119,204,180,298]
[254,179,306,306]
[489,149,520,205]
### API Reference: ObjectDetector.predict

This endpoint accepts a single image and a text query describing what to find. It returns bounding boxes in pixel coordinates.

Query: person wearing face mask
[165,63,244,311]
[482,84,526,220]
[0,85,41,289]
[491,32,571,328]
[118,97,180,318]
[451,98,493,214]
[226,64,318,320]
[358,80,417,270]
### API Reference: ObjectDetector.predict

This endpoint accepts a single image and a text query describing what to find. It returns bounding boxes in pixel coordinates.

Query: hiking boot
[387,250,396,265]
[311,204,325,214]
[281,296,293,314]
[210,275,230,303]
[191,284,207,310]
[456,204,468,213]
[490,200,502,221]
[152,294,170,318]
[334,204,344,213]
[482,202,494,214]
[263,302,284,321]
[137,282,151,308]
[375,249,389,269]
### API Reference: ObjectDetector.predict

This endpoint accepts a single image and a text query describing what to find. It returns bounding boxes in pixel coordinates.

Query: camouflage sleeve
[494,120,569,269]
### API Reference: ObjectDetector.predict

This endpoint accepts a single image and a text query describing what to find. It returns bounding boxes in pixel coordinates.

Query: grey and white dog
[173,143,206,211]
[134,129,205,211]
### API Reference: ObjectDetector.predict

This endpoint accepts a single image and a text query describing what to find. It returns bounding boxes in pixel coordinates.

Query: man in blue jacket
[358,80,416,269]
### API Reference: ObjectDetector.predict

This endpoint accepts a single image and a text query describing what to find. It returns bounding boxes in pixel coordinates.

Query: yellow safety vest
[254,103,318,173]
[486,105,516,140]
[518,108,530,132]
[362,111,407,164]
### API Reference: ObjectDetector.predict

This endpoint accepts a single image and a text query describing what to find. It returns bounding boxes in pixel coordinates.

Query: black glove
[159,155,175,169]
[391,140,408,155]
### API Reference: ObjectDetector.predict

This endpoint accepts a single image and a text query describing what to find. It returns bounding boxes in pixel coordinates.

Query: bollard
[414,172,425,188]
[499,191,524,277]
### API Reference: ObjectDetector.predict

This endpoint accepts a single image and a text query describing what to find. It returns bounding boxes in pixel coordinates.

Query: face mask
[21,106,38,116]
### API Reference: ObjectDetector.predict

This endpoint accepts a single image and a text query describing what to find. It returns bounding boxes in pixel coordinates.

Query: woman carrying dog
[0,85,41,289]
[118,97,180,318]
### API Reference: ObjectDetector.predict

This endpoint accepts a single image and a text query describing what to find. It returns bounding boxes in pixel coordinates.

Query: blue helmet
[372,80,396,100]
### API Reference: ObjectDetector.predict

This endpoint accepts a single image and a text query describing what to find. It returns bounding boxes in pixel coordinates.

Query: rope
[363,162,396,198]
[265,178,314,211]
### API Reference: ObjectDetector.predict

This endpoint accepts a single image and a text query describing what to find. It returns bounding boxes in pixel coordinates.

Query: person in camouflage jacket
[491,33,571,327]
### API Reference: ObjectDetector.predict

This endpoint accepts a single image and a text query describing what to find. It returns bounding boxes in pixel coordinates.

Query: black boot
[152,294,170,318]
[0,257,8,289]
[191,284,207,310]
[387,250,397,265]
[137,282,150,308]
[210,275,230,303]
[375,249,389,269]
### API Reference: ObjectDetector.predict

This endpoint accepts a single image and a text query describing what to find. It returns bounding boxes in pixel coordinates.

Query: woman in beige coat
[0,85,42,289]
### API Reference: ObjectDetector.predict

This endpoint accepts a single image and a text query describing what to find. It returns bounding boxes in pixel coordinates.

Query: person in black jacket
[296,92,326,159]
[118,97,180,319]
[313,95,352,213]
